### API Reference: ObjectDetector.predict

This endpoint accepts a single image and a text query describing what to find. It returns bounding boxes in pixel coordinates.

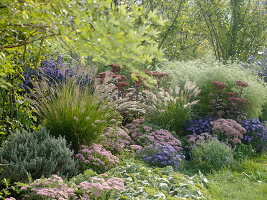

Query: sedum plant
[75,144,119,173]
[30,80,119,151]
[125,119,182,151]
[0,128,77,182]
[99,127,141,154]
[143,80,200,134]
[19,174,124,200]
[211,119,246,145]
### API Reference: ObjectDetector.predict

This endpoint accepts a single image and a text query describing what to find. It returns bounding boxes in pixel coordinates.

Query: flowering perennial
[76,144,119,173]
[126,119,182,151]
[240,119,267,152]
[211,119,246,144]
[19,174,124,200]
[137,145,184,170]
[21,175,75,200]
[187,132,218,149]
[100,127,142,154]
[78,177,124,198]
[186,117,214,135]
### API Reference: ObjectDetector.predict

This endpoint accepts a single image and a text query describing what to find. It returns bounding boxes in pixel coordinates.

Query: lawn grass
[206,153,267,200]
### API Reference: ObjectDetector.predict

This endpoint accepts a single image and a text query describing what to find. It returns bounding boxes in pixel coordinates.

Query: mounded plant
[75,144,119,173]
[137,145,184,170]
[0,128,77,182]
[240,118,267,153]
[191,140,234,172]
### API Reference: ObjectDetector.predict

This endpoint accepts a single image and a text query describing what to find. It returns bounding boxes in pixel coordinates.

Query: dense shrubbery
[0,128,77,182]
[162,58,267,118]
[0,1,266,199]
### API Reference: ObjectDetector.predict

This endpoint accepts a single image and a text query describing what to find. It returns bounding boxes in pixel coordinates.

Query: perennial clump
[126,119,182,151]
[211,119,246,144]
[76,144,119,173]
[137,145,184,170]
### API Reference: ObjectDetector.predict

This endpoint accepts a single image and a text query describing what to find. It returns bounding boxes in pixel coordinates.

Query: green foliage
[30,81,119,151]
[234,144,256,160]
[144,80,200,134]
[73,159,209,199]
[0,0,164,72]
[191,140,234,173]
[0,178,20,200]
[0,128,77,183]
[162,58,267,118]
[195,0,267,61]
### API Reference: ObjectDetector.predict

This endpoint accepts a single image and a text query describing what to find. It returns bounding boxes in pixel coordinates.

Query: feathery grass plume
[94,71,146,120]
[143,80,200,135]
[30,77,118,151]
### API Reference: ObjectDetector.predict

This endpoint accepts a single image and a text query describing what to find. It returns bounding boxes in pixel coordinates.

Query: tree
[0,0,165,87]
[195,0,267,61]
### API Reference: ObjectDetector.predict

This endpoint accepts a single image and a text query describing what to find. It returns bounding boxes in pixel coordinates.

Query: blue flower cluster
[244,49,267,82]
[22,55,92,91]
[137,145,184,170]
[186,117,214,135]
[240,118,267,152]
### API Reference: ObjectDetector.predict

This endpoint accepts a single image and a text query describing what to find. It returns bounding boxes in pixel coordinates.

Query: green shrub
[31,82,119,151]
[161,57,267,118]
[191,140,234,172]
[0,128,77,182]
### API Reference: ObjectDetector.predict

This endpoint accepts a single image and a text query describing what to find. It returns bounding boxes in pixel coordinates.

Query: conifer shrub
[0,128,77,182]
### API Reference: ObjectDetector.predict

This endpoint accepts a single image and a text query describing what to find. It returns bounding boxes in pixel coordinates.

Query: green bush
[161,57,267,118]
[191,140,234,172]
[0,128,77,182]
[31,82,119,151]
